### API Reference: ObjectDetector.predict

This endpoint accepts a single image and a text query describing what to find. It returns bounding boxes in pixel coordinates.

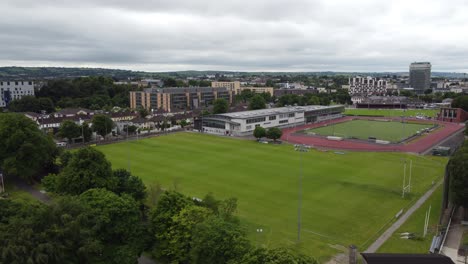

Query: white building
[201,105,344,136]
[0,81,35,107]
[348,76,388,96]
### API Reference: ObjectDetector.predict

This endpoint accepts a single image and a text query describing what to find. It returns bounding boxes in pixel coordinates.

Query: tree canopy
[0,113,58,181]
[213,98,229,114]
[249,94,266,110]
[266,127,282,141]
[452,95,468,111]
[57,120,81,142]
[448,142,468,207]
[92,114,114,138]
[43,147,114,195]
[253,126,266,139]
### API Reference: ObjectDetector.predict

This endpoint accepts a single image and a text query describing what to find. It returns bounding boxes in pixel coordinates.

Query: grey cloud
[1,0,468,72]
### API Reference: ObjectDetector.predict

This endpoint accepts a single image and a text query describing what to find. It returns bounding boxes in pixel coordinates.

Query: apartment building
[211,81,273,96]
[347,76,388,96]
[0,81,35,107]
[130,87,234,112]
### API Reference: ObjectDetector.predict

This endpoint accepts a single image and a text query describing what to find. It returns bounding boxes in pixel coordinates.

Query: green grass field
[345,109,438,117]
[378,185,443,253]
[302,120,433,142]
[97,133,447,261]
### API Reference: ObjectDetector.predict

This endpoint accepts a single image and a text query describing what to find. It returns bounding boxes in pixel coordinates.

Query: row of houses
[24,108,194,135]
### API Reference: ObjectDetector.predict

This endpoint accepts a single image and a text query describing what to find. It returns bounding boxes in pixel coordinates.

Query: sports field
[97,133,447,261]
[302,120,433,142]
[345,109,438,117]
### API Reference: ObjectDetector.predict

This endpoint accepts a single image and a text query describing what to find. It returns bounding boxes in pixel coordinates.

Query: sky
[1,0,468,72]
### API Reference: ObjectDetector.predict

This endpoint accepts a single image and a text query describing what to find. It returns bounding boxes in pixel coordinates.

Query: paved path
[12,178,50,204]
[441,208,465,263]
[365,181,442,253]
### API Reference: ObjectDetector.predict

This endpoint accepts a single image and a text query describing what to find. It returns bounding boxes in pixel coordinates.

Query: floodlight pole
[402,161,407,198]
[409,160,412,192]
[294,144,309,243]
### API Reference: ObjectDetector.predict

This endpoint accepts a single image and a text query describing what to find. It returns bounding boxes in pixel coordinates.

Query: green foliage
[137,107,149,118]
[112,169,147,202]
[0,113,58,181]
[36,76,134,109]
[213,98,229,114]
[7,96,55,113]
[149,191,194,261]
[237,89,256,103]
[266,127,282,141]
[82,122,92,142]
[249,94,266,110]
[448,142,468,207]
[92,114,115,137]
[78,188,144,263]
[452,95,468,111]
[240,248,317,264]
[253,126,266,139]
[43,147,114,195]
[180,119,188,128]
[57,120,81,142]
[190,216,250,264]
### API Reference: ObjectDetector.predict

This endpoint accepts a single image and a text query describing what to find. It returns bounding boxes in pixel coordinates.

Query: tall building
[347,76,388,96]
[211,81,273,96]
[0,81,35,108]
[211,81,241,92]
[130,87,234,112]
[409,62,431,94]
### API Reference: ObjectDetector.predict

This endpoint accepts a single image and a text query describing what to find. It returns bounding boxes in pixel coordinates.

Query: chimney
[349,245,357,264]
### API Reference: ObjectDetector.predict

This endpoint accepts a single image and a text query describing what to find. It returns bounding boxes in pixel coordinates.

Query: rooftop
[214,105,342,119]
[361,253,454,264]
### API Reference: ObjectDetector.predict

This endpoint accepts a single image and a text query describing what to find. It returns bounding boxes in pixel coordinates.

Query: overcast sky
[1,0,467,72]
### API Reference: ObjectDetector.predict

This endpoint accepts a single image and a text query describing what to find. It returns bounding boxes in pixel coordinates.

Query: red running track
[281,116,464,153]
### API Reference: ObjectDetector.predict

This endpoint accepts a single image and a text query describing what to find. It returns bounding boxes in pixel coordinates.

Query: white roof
[217,105,342,119]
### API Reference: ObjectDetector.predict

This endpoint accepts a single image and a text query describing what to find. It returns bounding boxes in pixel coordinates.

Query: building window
[246,125,252,130]
[288,113,295,117]
[269,115,276,120]
[246,117,266,124]
[279,120,288,124]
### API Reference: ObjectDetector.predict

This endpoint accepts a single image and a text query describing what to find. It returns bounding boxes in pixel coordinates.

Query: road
[364,180,442,253]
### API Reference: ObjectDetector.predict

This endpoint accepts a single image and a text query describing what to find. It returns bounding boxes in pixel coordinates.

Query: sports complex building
[201,105,344,136]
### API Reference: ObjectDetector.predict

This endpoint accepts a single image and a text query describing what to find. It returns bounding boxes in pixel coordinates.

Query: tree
[164,206,213,263]
[0,113,58,182]
[82,122,93,142]
[112,169,147,203]
[190,216,250,264]
[149,191,194,261]
[213,98,229,114]
[43,147,114,195]
[78,188,145,264]
[448,144,468,207]
[92,114,114,138]
[452,95,468,111]
[180,119,188,128]
[266,127,282,142]
[253,126,266,140]
[308,96,320,105]
[7,96,40,112]
[137,107,149,118]
[240,248,316,264]
[249,94,266,110]
[57,120,81,142]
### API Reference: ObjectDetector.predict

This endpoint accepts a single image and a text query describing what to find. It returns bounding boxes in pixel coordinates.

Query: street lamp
[293,144,310,243]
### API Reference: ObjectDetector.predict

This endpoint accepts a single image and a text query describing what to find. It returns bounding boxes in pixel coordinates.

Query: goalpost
[402,159,413,198]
